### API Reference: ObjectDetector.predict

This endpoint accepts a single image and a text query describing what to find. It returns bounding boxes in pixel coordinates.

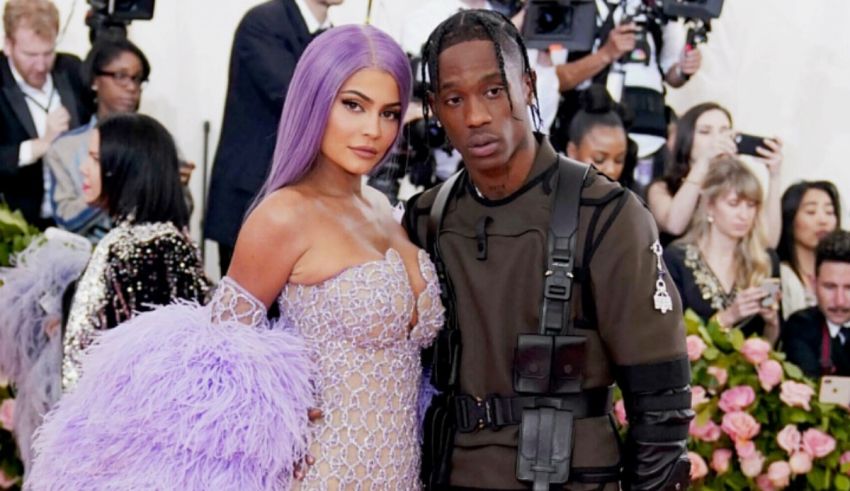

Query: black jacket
[784,306,850,378]
[0,52,91,225]
[204,0,313,246]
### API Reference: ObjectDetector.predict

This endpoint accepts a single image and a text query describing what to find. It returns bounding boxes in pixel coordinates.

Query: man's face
[816,261,850,326]
[4,26,57,89]
[431,39,533,173]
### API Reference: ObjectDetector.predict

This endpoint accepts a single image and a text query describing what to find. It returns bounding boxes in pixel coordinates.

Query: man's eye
[485,87,504,97]
[444,97,461,107]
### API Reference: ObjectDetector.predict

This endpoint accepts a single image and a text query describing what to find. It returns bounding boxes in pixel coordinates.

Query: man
[404,10,692,490]
[0,0,91,228]
[205,0,342,275]
[784,230,850,378]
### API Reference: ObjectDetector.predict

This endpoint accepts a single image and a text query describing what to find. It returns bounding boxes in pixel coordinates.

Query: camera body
[522,0,597,51]
[85,0,156,42]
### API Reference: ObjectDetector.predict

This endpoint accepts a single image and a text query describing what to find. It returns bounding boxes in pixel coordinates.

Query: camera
[656,0,724,22]
[85,0,156,42]
[521,0,596,52]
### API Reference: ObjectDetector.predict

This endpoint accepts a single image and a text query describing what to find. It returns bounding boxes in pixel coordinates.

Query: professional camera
[85,0,156,42]
[520,0,596,51]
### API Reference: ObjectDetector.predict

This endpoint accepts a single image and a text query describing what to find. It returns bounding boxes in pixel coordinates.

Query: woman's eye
[343,100,363,111]
[382,110,401,121]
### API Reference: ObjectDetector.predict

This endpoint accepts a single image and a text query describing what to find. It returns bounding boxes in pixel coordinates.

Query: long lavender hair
[253,24,412,205]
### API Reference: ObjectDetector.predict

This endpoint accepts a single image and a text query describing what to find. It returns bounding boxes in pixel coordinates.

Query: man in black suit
[204,0,343,275]
[784,230,850,378]
[1,0,91,228]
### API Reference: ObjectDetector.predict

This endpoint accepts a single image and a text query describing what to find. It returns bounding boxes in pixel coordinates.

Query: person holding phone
[664,156,782,344]
[647,102,783,246]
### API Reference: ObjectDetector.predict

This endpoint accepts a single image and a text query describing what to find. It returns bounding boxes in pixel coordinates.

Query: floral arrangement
[616,310,850,490]
[0,204,37,490]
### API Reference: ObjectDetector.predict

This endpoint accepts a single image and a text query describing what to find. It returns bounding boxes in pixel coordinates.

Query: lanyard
[22,85,56,115]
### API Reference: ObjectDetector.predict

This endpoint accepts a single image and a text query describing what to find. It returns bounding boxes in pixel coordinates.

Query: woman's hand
[755,137,783,178]
[759,304,781,345]
[293,407,324,480]
[717,287,768,327]
[690,132,737,179]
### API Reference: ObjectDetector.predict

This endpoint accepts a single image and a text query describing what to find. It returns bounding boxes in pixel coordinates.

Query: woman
[565,84,635,188]
[647,103,783,246]
[664,157,781,344]
[777,181,841,319]
[61,113,210,389]
[29,25,443,490]
[46,37,150,242]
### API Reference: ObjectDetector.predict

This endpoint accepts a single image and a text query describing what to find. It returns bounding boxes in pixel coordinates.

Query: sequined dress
[280,248,444,489]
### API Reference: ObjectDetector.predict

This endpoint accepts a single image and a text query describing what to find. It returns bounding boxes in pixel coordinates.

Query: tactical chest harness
[422,157,618,490]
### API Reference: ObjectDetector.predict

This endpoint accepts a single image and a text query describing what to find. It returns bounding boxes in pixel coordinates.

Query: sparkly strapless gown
[283,248,444,490]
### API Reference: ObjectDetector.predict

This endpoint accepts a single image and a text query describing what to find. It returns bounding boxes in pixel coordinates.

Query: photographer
[550,0,702,160]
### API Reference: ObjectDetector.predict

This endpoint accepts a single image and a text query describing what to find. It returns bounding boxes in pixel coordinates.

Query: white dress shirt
[294,0,333,34]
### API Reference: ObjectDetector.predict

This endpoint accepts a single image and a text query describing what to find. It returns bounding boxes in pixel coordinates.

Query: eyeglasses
[95,70,148,88]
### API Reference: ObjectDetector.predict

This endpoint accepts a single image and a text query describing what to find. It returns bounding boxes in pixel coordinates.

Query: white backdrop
[3,0,848,275]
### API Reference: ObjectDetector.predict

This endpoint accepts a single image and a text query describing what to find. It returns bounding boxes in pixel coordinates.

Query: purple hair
[254,24,412,204]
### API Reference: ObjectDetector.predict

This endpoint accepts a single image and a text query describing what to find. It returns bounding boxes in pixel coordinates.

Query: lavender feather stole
[26,302,315,491]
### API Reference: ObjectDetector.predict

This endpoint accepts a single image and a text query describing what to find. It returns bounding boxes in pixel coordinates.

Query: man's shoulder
[53,52,84,70]
[241,0,298,28]
[787,307,823,329]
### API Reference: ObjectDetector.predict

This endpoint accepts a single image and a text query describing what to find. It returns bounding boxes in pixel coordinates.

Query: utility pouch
[516,406,573,490]
[550,335,586,394]
[432,329,461,391]
[514,334,554,394]
[421,393,456,488]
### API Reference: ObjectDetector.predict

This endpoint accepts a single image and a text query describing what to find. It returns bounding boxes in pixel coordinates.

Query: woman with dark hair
[647,102,784,246]
[777,181,841,319]
[29,26,442,490]
[46,37,150,241]
[565,84,636,188]
[61,113,209,387]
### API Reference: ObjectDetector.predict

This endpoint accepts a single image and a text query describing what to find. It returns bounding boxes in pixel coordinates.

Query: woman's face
[318,68,402,176]
[691,109,732,163]
[567,125,627,181]
[80,129,102,205]
[708,190,758,240]
[93,51,144,117]
[794,188,838,250]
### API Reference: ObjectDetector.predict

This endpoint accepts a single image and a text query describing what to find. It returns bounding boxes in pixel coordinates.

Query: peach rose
[776,425,801,455]
[840,451,850,475]
[767,461,791,488]
[687,335,708,361]
[721,411,761,441]
[741,451,766,478]
[0,399,14,431]
[801,428,836,459]
[789,451,813,474]
[756,475,777,491]
[711,448,733,475]
[779,381,815,411]
[736,439,756,459]
[691,385,709,408]
[708,366,728,387]
[741,338,772,365]
[690,419,721,442]
[614,399,628,427]
[757,359,783,392]
[689,452,709,480]
[719,385,756,412]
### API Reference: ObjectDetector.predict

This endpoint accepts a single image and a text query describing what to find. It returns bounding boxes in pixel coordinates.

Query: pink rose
[756,475,777,491]
[741,338,772,365]
[780,381,815,411]
[776,425,802,455]
[690,419,721,442]
[736,439,757,459]
[841,451,850,474]
[740,451,766,478]
[711,448,733,475]
[614,399,628,427]
[801,428,836,458]
[789,451,813,474]
[767,461,791,488]
[691,386,709,408]
[719,385,756,412]
[757,359,783,392]
[687,335,708,361]
[689,452,709,480]
[0,399,14,431]
[721,411,761,441]
[708,366,728,387]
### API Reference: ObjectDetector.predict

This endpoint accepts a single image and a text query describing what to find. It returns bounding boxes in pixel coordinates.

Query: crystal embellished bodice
[279,248,443,490]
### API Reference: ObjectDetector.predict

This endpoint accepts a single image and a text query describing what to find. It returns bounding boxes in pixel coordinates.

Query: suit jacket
[783,306,850,378]
[204,0,312,246]
[0,52,91,226]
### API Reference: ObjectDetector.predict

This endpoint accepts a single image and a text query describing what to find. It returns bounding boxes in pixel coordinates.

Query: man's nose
[464,96,492,128]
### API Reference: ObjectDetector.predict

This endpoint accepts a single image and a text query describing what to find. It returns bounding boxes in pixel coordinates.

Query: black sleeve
[783,312,822,379]
[402,191,424,246]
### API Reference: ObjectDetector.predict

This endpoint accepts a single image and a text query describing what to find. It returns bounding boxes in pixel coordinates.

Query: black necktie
[841,327,850,346]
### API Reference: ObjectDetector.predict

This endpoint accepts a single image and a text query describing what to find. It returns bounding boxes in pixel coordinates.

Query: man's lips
[467,134,499,158]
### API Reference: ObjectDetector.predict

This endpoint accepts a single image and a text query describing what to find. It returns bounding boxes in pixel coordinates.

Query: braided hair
[420,9,542,130]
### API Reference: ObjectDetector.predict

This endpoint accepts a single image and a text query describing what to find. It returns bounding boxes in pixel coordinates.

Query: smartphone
[760,278,781,308]
[736,133,768,157]
[819,376,850,406]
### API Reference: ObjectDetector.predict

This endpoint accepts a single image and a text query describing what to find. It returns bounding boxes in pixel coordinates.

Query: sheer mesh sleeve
[209,276,269,329]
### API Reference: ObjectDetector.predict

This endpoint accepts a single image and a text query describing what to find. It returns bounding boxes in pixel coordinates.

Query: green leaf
[730,329,745,351]
[783,362,804,380]
[835,474,850,491]
[703,347,720,361]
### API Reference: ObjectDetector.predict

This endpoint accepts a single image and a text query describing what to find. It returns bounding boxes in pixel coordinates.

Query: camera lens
[536,6,565,34]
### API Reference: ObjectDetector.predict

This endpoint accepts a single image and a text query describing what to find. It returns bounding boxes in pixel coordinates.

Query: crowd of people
[0,0,846,489]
